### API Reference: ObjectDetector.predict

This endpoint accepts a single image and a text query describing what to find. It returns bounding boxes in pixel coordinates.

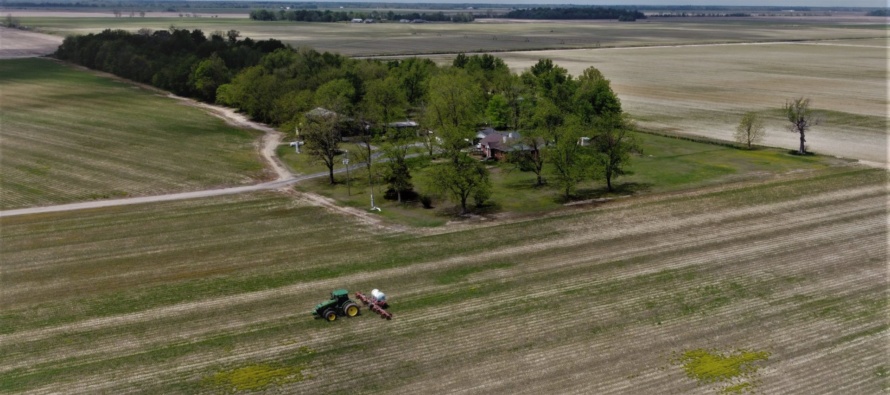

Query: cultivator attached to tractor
[355,290,392,320]
[312,288,392,322]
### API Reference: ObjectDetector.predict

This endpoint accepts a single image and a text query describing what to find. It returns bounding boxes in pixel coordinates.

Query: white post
[345,150,351,196]
[295,126,301,153]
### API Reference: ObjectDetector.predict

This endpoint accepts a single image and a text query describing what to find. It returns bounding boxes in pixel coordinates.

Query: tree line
[504,7,646,21]
[55,28,286,102]
[249,9,474,23]
[55,30,637,215]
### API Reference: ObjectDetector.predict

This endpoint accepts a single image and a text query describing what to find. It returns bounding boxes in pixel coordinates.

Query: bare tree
[3,14,21,28]
[734,112,766,149]
[784,97,820,155]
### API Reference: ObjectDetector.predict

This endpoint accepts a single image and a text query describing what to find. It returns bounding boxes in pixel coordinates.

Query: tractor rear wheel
[343,302,359,317]
[323,309,337,322]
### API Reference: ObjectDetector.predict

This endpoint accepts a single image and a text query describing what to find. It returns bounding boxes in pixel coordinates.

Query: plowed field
[2,167,886,394]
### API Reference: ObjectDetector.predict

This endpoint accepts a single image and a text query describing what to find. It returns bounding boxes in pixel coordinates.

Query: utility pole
[344,150,351,196]
[369,173,379,211]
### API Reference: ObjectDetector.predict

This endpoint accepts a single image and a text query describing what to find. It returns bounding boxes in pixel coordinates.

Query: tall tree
[574,66,622,125]
[784,97,820,154]
[427,154,491,215]
[302,112,341,184]
[382,143,412,203]
[734,111,766,149]
[529,97,565,143]
[351,118,378,206]
[189,53,230,102]
[315,78,356,115]
[422,68,483,161]
[485,94,510,129]
[525,59,575,112]
[393,57,436,105]
[592,114,639,192]
[549,122,593,199]
[509,129,547,186]
[502,77,528,131]
[363,76,407,139]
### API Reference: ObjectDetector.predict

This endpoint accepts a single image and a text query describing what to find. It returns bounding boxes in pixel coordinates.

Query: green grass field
[0,58,266,209]
[2,167,886,393]
[292,131,846,226]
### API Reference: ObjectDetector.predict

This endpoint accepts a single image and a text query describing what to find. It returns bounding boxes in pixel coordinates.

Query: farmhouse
[305,107,337,119]
[477,128,535,160]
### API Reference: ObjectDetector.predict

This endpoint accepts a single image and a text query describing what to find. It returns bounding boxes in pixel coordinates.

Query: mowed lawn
[0,58,266,209]
[293,131,845,227]
[1,167,886,394]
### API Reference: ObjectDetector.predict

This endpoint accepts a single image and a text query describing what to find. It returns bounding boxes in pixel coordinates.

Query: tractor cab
[312,289,360,322]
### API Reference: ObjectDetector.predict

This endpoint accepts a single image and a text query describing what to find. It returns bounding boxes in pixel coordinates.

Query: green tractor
[312,289,360,322]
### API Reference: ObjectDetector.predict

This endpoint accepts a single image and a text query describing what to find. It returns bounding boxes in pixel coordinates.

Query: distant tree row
[866,9,889,16]
[504,7,645,21]
[249,9,474,23]
[651,12,751,17]
[55,28,285,102]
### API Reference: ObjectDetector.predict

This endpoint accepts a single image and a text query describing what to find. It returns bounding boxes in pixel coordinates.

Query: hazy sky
[363,1,887,6]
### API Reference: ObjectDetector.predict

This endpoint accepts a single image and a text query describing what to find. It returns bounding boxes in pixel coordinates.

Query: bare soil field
[12,15,887,56]
[490,41,888,166]
[1,167,886,394]
[0,27,62,58]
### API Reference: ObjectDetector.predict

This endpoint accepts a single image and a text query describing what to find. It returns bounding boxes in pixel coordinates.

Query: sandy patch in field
[0,27,62,58]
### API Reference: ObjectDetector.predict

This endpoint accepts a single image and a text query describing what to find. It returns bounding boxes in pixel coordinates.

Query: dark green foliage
[505,7,645,21]
[549,123,594,199]
[55,28,284,99]
[592,115,640,192]
[426,154,491,214]
[485,94,510,129]
[250,8,474,23]
[382,144,413,203]
[574,67,622,125]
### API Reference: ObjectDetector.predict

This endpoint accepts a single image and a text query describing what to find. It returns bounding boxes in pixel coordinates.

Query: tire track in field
[15,189,885,393]
[385,264,885,395]
[306,200,885,394]
[3,184,883,349]
[3,184,883,358]
[28,232,886,394]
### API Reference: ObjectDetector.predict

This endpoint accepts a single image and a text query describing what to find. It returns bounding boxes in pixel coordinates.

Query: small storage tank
[371,289,386,303]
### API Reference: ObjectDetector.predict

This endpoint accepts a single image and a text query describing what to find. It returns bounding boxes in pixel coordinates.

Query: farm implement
[355,289,392,320]
[312,289,392,321]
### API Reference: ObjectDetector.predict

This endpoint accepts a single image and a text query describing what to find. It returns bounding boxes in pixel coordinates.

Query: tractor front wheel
[343,302,359,317]
[323,309,337,322]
